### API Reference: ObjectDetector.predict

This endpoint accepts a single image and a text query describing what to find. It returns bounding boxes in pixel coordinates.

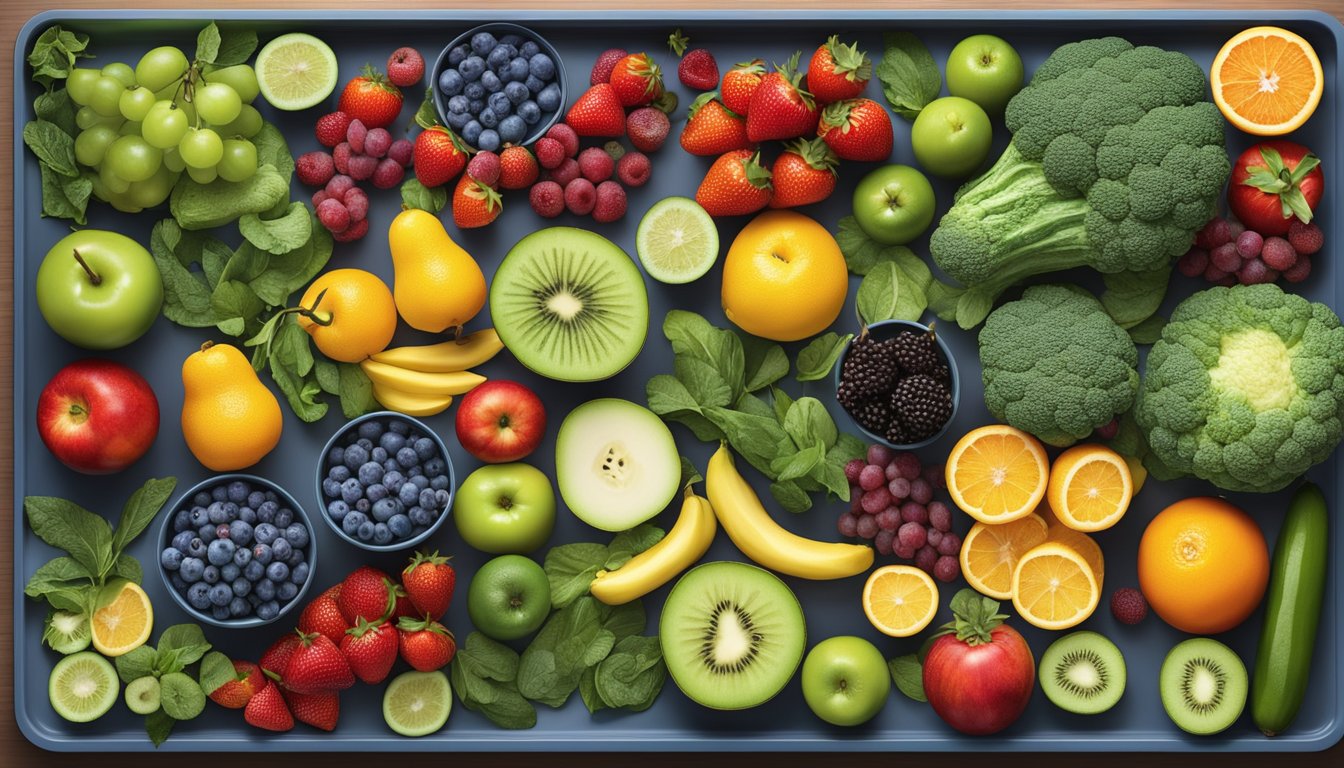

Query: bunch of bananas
[361,329,503,416]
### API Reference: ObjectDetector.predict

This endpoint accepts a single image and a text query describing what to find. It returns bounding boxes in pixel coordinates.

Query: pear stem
[72,249,101,286]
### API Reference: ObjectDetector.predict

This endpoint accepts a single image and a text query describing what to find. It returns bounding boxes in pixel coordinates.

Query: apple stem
[72,249,101,286]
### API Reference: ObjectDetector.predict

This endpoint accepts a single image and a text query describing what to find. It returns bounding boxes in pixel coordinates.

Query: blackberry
[891,375,952,441]
[839,334,898,402]
[884,415,912,446]
[890,331,944,378]
[852,398,893,435]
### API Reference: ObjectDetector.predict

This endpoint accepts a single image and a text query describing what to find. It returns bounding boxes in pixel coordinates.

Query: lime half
[636,196,720,284]
[255,33,338,110]
[383,670,452,737]
[49,651,119,723]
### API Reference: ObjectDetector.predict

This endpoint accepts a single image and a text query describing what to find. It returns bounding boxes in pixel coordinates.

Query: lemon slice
[255,33,339,111]
[636,196,720,284]
[862,565,938,637]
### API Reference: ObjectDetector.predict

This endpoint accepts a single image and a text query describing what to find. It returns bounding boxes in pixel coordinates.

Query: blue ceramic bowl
[157,474,317,629]
[431,22,567,149]
[831,319,960,450]
[314,411,455,552]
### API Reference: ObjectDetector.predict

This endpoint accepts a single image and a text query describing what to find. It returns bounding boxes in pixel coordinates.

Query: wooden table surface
[3,1,1341,765]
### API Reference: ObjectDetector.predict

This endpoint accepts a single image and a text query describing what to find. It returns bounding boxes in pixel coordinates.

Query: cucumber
[1251,483,1328,737]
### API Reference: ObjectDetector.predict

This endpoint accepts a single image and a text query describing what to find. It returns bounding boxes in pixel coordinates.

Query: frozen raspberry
[528,180,565,218]
[1261,236,1298,272]
[603,141,626,161]
[1288,220,1323,256]
[577,147,614,183]
[325,174,355,199]
[332,142,352,175]
[1110,587,1148,625]
[1283,255,1313,283]
[546,157,580,188]
[932,555,960,583]
[466,150,501,187]
[315,111,352,148]
[364,128,392,159]
[535,137,565,169]
[386,47,425,88]
[316,198,350,234]
[564,178,597,215]
[1237,258,1276,285]
[592,180,626,223]
[626,107,670,152]
[545,122,580,158]
[590,48,629,86]
[296,152,335,187]
[343,187,369,222]
[312,189,330,208]
[616,151,650,187]
[332,218,369,243]
[346,119,368,154]
[1209,242,1241,273]
[347,154,377,181]
[387,139,414,167]
[1176,248,1209,278]
[371,157,404,189]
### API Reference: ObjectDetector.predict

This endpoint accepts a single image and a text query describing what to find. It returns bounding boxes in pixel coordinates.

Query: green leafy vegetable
[593,635,666,711]
[170,164,289,230]
[888,654,927,702]
[450,632,537,729]
[795,332,852,382]
[401,178,448,213]
[238,202,314,255]
[543,525,664,608]
[27,26,90,88]
[1100,267,1171,330]
[876,32,941,120]
[195,22,258,67]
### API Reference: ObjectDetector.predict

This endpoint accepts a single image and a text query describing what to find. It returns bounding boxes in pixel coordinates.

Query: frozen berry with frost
[364,128,392,159]
[1261,236,1297,272]
[535,137,565,169]
[372,157,405,189]
[387,139,414,167]
[343,187,369,222]
[387,47,425,88]
[876,508,900,532]
[316,199,350,234]
[545,122,580,157]
[346,119,368,154]
[347,154,377,181]
[897,521,927,550]
[591,48,629,85]
[858,464,885,491]
[928,501,951,532]
[909,478,933,505]
[1288,220,1323,255]
[1209,242,1241,273]
[860,487,891,515]
[466,150,501,187]
[913,545,937,572]
[932,555,960,583]
[1203,262,1229,283]
[332,218,369,243]
[326,174,355,199]
[593,180,626,223]
[1283,255,1312,283]
[844,459,865,484]
[1110,587,1148,625]
[546,157,580,187]
[887,476,910,499]
[528,180,566,218]
[874,529,895,556]
[312,189,329,208]
[935,532,961,556]
[616,151,651,187]
[296,152,336,187]
[316,111,353,148]
[332,142,352,175]
[577,147,615,183]
[564,178,596,215]
[626,107,670,152]
[1235,229,1263,259]
[900,501,928,526]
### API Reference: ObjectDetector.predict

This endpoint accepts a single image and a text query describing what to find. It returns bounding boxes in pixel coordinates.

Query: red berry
[1204,217,1232,248]
[867,445,894,466]
[466,151,501,187]
[1177,248,1209,278]
[856,514,879,540]
[926,528,944,549]
[1226,219,1246,240]
[296,152,336,187]
[346,119,368,154]
[1283,255,1313,283]
[897,521,927,550]
[837,512,859,538]
[1288,219,1324,255]
[1237,257,1278,285]
[577,147,614,183]
[326,174,355,199]
[590,48,629,86]
[932,555,960,583]
[1235,229,1263,259]
[528,180,566,218]
[893,452,922,480]
[545,123,580,158]
[1261,236,1298,272]
[499,146,540,190]
[592,180,627,223]
[343,187,369,222]
[1094,418,1120,440]
[347,154,377,181]
[860,487,891,514]
[535,137,565,169]
[386,47,426,88]
[315,111,353,148]
[387,139,414,167]
[332,218,370,243]
[900,501,929,526]
[312,189,330,208]
[1110,587,1148,625]
[908,478,933,505]
[546,157,580,188]
[887,476,910,499]
[371,157,405,189]
[1210,242,1241,272]
[564,178,597,215]
[364,128,392,158]
[858,464,885,491]
[876,507,901,532]
[927,501,951,531]
[316,199,350,234]
[935,532,961,556]
[1202,262,1229,282]
[626,107,671,152]
[894,543,916,560]
[616,151,651,187]
[678,49,720,91]
[332,142,352,175]
[843,459,865,484]
[874,529,895,556]
[913,545,937,572]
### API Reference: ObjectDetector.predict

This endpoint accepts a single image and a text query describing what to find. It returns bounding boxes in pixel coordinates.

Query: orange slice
[1012,542,1100,630]
[959,513,1049,600]
[862,565,939,637]
[1039,503,1106,584]
[90,580,153,657]
[1211,26,1323,135]
[1046,444,1133,532]
[946,425,1050,524]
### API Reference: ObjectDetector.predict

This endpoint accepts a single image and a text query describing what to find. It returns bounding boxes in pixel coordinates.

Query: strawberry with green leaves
[340,618,399,685]
[807,36,871,104]
[770,138,838,208]
[337,65,404,129]
[452,174,503,229]
[721,59,765,116]
[337,566,395,626]
[283,631,355,695]
[696,149,772,217]
[565,83,627,137]
[817,97,893,162]
[680,93,753,156]
[402,551,456,621]
[297,590,349,646]
[207,660,265,709]
[397,616,457,672]
[260,633,301,679]
[608,53,664,107]
[413,126,469,188]
[746,52,819,142]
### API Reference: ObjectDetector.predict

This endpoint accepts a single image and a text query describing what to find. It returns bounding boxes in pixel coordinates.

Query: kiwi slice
[49,651,119,723]
[125,675,162,715]
[1159,637,1248,735]
[1039,631,1126,714]
[490,227,649,382]
[659,561,806,710]
[42,608,91,654]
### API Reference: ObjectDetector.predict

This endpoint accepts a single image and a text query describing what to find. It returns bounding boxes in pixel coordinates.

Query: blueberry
[212,485,230,503]
[420,455,444,476]
[252,543,273,566]
[372,447,391,465]
[254,523,278,546]
[439,68,464,96]
[373,524,394,545]
[355,498,372,514]
[537,83,562,112]
[278,581,299,602]
[470,32,497,56]
[418,487,439,511]
[357,461,382,486]
[357,419,384,441]
[342,510,368,536]
[407,465,423,479]
[488,90,512,115]
[328,444,346,465]
[266,562,290,583]
[271,538,292,562]
[160,548,183,571]
[486,45,513,71]
[246,489,266,508]
[430,475,451,492]
[226,481,250,504]
[477,129,501,152]
[388,514,412,538]
[412,525,430,537]
[233,546,252,568]
[226,576,250,598]
[435,489,451,508]
[209,604,230,620]
[198,524,217,541]
[409,505,433,527]
[186,537,207,559]
[459,55,486,82]
[229,520,254,547]
[447,94,470,115]
[525,74,546,95]
[171,531,195,553]
[499,80,528,107]
[464,81,486,102]
[287,548,305,567]
[291,562,310,586]
[244,560,264,582]
[207,539,235,566]
[205,583,231,608]
[448,44,470,67]
[343,444,369,469]
[229,597,250,617]
[170,573,188,592]
[203,565,221,585]
[322,478,341,499]
[255,578,276,601]
[273,508,293,529]
[190,506,210,527]
[462,120,482,146]
[256,600,280,621]
[215,524,231,541]
[187,582,211,610]
[396,482,420,507]
[173,509,192,533]
[524,52,553,80]
[498,115,526,144]
[357,520,376,541]
[265,490,278,503]
[391,445,417,468]
[383,457,402,473]
[411,474,430,491]
[257,500,278,523]
[194,491,212,507]
[365,484,388,504]
[445,110,471,130]
[371,498,398,522]
[478,108,498,129]
[468,98,485,116]
[341,478,363,505]
[327,499,350,522]
[481,70,502,93]
[519,40,540,58]
[220,563,241,583]
[498,33,523,47]
[284,523,309,549]
[239,506,257,525]
[383,470,405,491]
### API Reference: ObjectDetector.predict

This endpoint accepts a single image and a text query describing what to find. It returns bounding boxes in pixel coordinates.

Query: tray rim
[12,6,1344,753]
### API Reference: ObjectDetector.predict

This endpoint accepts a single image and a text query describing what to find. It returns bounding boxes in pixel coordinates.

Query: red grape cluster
[1178,215,1322,286]
[840,444,961,583]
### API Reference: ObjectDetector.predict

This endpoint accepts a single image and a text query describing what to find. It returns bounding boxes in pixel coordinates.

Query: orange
[1046,523,1105,586]
[1011,542,1100,630]
[959,513,1049,600]
[1046,444,1133,532]
[945,425,1050,524]
[90,580,153,657]
[720,210,848,341]
[1137,497,1269,634]
[297,268,397,363]
[1211,26,1323,135]
[862,565,939,637]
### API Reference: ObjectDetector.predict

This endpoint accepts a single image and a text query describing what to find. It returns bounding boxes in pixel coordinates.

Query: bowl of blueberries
[316,411,455,552]
[158,475,316,629]
[432,22,566,151]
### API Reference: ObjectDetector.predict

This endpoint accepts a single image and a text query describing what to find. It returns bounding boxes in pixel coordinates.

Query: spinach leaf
[769,480,812,513]
[783,397,838,450]
[170,164,288,230]
[401,178,448,213]
[112,477,177,557]
[544,543,608,609]
[888,654,927,702]
[156,624,210,666]
[876,32,941,119]
[146,709,176,748]
[24,496,113,576]
[741,335,788,392]
[594,635,666,711]
[239,202,313,255]
[199,651,239,695]
[517,597,606,706]
[38,165,92,224]
[795,332,852,382]
[605,524,664,570]
[337,362,377,419]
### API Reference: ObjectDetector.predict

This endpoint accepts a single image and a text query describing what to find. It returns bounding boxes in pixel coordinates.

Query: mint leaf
[27,26,91,88]
[674,356,733,408]
[543,543,607,609]
[401,177,448,213]
[783,397,838,451]
[195,22,222,64]
[157,624,210,665]
[517,597,605,706]
[796,332,852,382]
[210,25,259,67]
[594,635,665,711]
[703,407,791,478]
[116,646,159,684]
[741,335,788,392]
[251,122,294,184]
[876,32,940,119]
[605,525,665,570]
[888,654,927,702]
[679,457,703,489]
[579,666,605,713]
[112,477,177,558]
[24,496,114,576]
[857,261,902,325]
[239,202,313,255]
[249,215,331,306]
[111,554,143,584]
[146,709,176,748]
[24,120,78,177]
[25,556,93,599]
[170,163,289,230]
[770,443,824,482]
[38,165,92,224]
[151,219,223,328]
[199,652,238,695]
[597,601,646,640]
[337,362,377,419]
[769,480,812,513]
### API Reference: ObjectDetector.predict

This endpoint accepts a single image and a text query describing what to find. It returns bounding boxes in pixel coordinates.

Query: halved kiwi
[1159,637,1248,735]
[42,608,91,654]
[49,651,119,723]
[125,675,162,715]
[490,227,649,382]
[659,561,806,710]
[1039,631,1126,715]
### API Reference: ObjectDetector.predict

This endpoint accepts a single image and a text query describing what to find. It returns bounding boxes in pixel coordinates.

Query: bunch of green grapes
[65,45,263,213]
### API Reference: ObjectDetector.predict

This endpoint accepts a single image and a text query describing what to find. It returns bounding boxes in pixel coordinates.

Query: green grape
[126,164,178,208]
[89,172,114,202]
[118,121,143,137]
[66,68,102,105]
[217,139,258,182]
[75,106,123,131]
[178,128,224,169]
[99,163,131,194]
[186,165,218,184]
[74,125,120,167]
[118,86,157,122]
[170,93,197,124]
[88,77,126,117]
[142,101,189,149]
[216,104,263,139]
[162,146,186,172]
[195,83,242,126]
[100,62,136,88]
[106,190,145,214]
[135,46,189,92]
[203,65,260,104]
[105,135,162,183]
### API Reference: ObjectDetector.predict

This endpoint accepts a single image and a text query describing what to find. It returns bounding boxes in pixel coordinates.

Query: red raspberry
[616,151,651,187]
[316,198,350,234]
[534,137,565,169]
[296,152,336,187]
[545,157,580,187]
[1110,588,1148,625]
[372,157,405,189]
[325,174,355,199]
[626,107,670,152]
[346,119,368,155]
[386,47,425,88]
[590,48,629,86]
[1287,219,1323,256]
[466,151,501,187]
[545,123,580,158]
[387,139,414,167]
[364,128,392,158]
[332,218,369,243]
[577,147,614,183]
[332,142,352,175]
[343,187,369,222]
[312,189,329,208]
[315,111,353,148]
[347,154,378,181]
[564,178,597,215]
[593,180,627,223]
[528,180,565,218]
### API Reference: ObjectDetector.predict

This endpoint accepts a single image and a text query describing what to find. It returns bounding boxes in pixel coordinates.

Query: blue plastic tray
[13,7,1344,753]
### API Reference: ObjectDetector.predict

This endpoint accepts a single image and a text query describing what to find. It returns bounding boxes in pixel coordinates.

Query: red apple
[922,589,1036,735]
[455,380,546,463]
[37,359,159,474]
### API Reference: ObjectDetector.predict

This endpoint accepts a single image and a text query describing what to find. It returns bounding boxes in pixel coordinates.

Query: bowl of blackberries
[316,411,454,552]
[833,320,959,449]
[158,475,316,628]
[432,23,566,151]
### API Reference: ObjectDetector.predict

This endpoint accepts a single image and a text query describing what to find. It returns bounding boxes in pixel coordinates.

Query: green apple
[945,34,1024,116]
[453,462,555,554]
[910,96,993,178]
[467,554,551,641]
[801,636,891,726]
[851,165,937,245]
[36,230,163,350]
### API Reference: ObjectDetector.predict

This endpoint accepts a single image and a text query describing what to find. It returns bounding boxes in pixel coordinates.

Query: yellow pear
[180,341,282,471]
[389,209,487,333]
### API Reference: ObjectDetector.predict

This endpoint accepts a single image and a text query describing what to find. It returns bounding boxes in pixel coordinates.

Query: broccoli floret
[929,37,1230,328]
[1135,284,1344,493]
[979,285,1139,447]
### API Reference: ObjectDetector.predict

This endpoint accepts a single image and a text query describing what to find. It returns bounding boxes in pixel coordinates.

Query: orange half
[1012,542,1100,630]
[862,565,939,638]
[959,513,1049,600]
[1046,444,1133,532]
[946,425,1049,524]
[1212,26,1323,135]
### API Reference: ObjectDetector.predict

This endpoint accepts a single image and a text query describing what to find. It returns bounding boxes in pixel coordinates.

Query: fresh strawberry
[396,616,457,672]
[337,65,404,130]
[680,93,753,156]
[244,680,294,732]
[413,126,469,188]
[319,583,341,602]
[337,566,395,625]
[696,149,772,217]
[298,592,349,646]
[281,689,340,732]
[499,146,540,190]
[608,53,663,107]
[669,28,719,91]
[401,551,456,620]
[389,581,418,623]
[260,633,301,678]
[816,97,893,162]
[386,47,425,88]
[340,618,399,685]
[452,174,504,229]
[283,631,355,695]
[720,59,765,116]
[806,36,871,104]
[770,138,838,208]
[315,111,353,148]
[207,660,265,709]
[565,83,627,137]
[591,48,629,86]
[746,52,819,142]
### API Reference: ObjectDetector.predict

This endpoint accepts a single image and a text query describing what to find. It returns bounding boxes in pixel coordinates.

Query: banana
[371,383,454,417]
[590,488,718,605]
[359,359,486,396]
[706,443,873,580]
[370,329,504,372]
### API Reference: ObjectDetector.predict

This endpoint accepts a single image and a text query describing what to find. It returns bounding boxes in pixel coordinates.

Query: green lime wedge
[383,670,452,737]
[49,651,119,723]
[255,33,338,110]
[636,196,720,284]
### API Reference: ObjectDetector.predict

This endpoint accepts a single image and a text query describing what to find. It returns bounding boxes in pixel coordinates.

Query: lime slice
[636,196,720,284]
[255,33,338,110]
[383,670,452,737]
[49,651,119,723]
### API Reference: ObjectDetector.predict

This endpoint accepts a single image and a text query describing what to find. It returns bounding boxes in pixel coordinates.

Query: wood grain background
[3,2,1341,765]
